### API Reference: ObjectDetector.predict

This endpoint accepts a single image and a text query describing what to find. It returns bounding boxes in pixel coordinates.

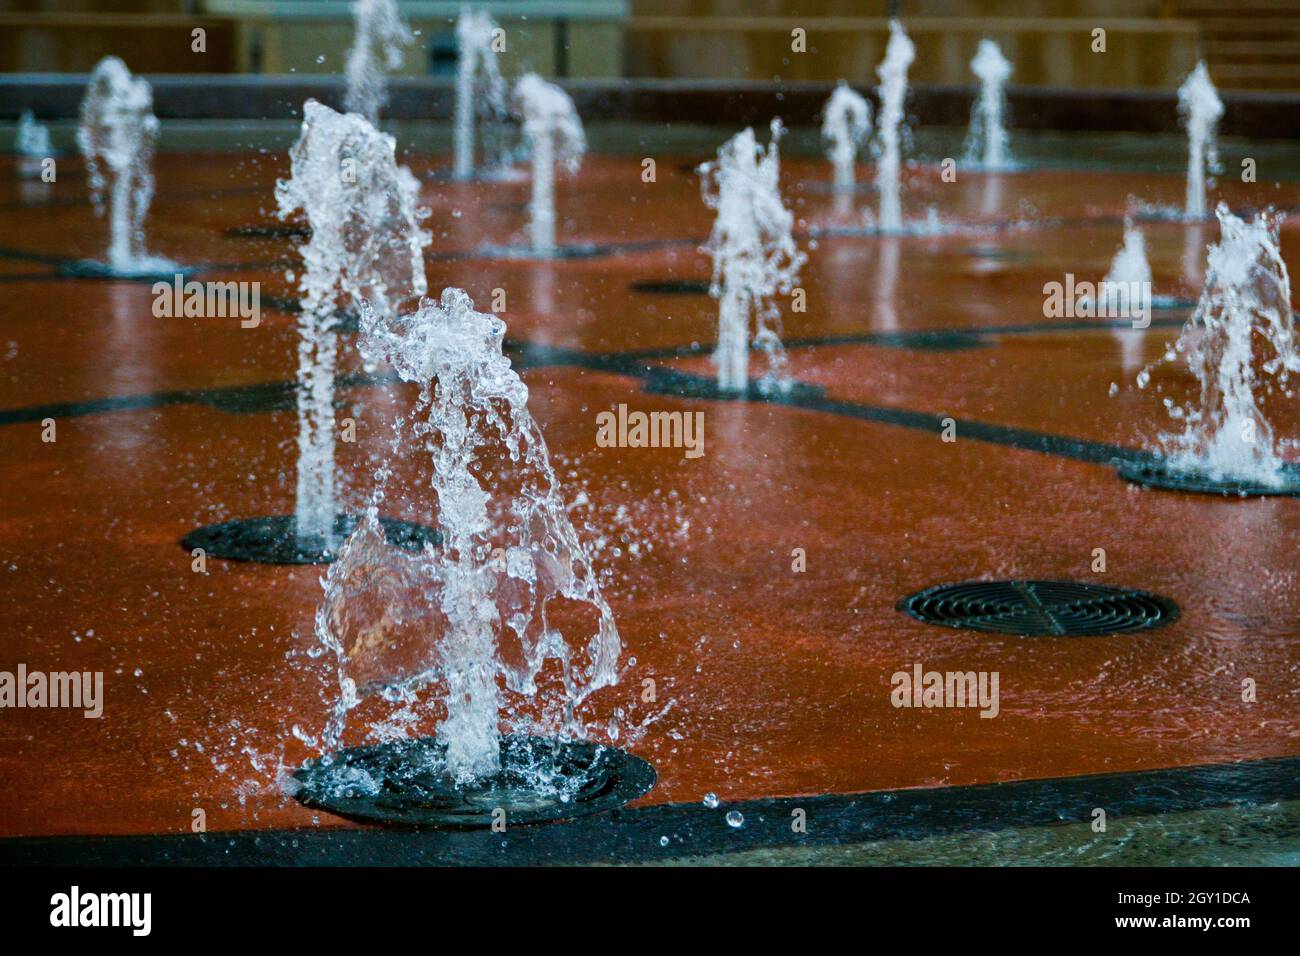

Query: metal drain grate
[293,734,656,828]
[899,580,1178,637]
[182,514,438,565]
[631,279,711,295]
[1117,460,1300,498]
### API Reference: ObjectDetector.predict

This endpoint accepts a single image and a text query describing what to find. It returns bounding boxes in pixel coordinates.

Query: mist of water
[1178,62,1223,221]
[453,8,509,181]
[964,39,1013,170]
[1139,205,1299,484]
[514,74,585,256]
[821,82,872,192]
[275,99,430,546]
[343,0,413,125]
[315,288,620,783]
[77,57,173,273]
[873,19,915,233]
[700,120,806,394]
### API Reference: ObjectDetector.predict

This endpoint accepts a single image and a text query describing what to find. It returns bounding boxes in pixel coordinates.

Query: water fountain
[1178,62,1223,221]
[873,19,915,234]
[1120,205,1300,495]
[69,57,176,278]
[343,0,413,125]
[699,120,806,395]
[181,99,437,563]
[822,82,872,193]
[292,288,654,826]
[964,39,1013,171]
[514,73,586,257]
[453,7,509,181]
[15,110,52,178]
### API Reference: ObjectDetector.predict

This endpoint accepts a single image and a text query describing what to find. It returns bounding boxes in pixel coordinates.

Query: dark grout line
[2,753,1296,866]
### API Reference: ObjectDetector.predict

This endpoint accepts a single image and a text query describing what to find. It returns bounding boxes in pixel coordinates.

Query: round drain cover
[181,513,438,565]
[293,734,656,828]
[631,279,711,295]
[899,580,1178,637]
[1117,460,1300,497]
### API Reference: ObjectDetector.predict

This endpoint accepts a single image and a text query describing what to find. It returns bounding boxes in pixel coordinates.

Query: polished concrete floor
[1,133,1299,864]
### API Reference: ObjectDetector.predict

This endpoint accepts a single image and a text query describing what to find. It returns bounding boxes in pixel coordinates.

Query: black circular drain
[182,513,438,565]
[224,224,312,240]
[1117,460,1300,498]
[631,279,711,295]
[899,580,1178,637]
[293,734,656,828]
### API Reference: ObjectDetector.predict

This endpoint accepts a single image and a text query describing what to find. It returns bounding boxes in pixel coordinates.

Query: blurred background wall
[0,0,1295,92]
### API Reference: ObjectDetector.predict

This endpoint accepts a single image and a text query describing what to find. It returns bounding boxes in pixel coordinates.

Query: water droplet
[703,792,719,808]
[725,810,744,828]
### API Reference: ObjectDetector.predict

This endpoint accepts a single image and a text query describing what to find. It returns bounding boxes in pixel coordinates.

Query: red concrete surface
[0,152,1298,838]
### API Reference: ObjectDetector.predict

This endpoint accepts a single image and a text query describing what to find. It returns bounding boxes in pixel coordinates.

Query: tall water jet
[453,7,508,181]
[514,74,585,256]
[700,120,805,394]
[343,0,413,125]
[75,57,173,276]
[964,39,1013,170]
[821,82,872,192]
[1123,205,1300,495]
[291,288,654,826]
[276,99,430,550]
[873,19,915,233]
[1178,62,1223,221]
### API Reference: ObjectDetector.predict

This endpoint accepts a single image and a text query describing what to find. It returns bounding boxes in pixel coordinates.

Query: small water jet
[292,287,653,825]
[873,19,915,234]
[821,81,872,193]
[1178,62,1223,221]
[343,0,413,125]
[15,110,52,178]
[183,99,435,563]
[452,7,509,181]
[70,57,176,278]
[514,73,585,257]
[1120,205,1300,495]
[963,39,1013,171]
[699,120,806,395]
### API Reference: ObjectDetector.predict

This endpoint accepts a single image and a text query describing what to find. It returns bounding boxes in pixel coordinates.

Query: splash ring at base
[181,513,439,564]
[1116,460,1300,498]
[292,734,656,828]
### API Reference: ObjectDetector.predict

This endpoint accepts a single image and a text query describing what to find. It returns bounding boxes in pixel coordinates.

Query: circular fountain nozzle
[899,580,1178,637]
[292,734,656,828]
[181,514,438,565]
[1116,460,1300,497]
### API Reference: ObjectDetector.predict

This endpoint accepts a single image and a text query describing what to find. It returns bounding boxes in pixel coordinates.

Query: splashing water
[873,19,915,233]
[1139,205,1299,485]
[275,99,430,546]
[77,57,173,274]
[699,120,806,394]
[314,288,620,784]
[822,82,872,192]
[343,0,413,125]
[1178,62,1223,221]
[16,110,51,158]
[964,39,1013,170]
[453,7,509,181]
[514,74,585,256]
[1101,221,1154,316]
